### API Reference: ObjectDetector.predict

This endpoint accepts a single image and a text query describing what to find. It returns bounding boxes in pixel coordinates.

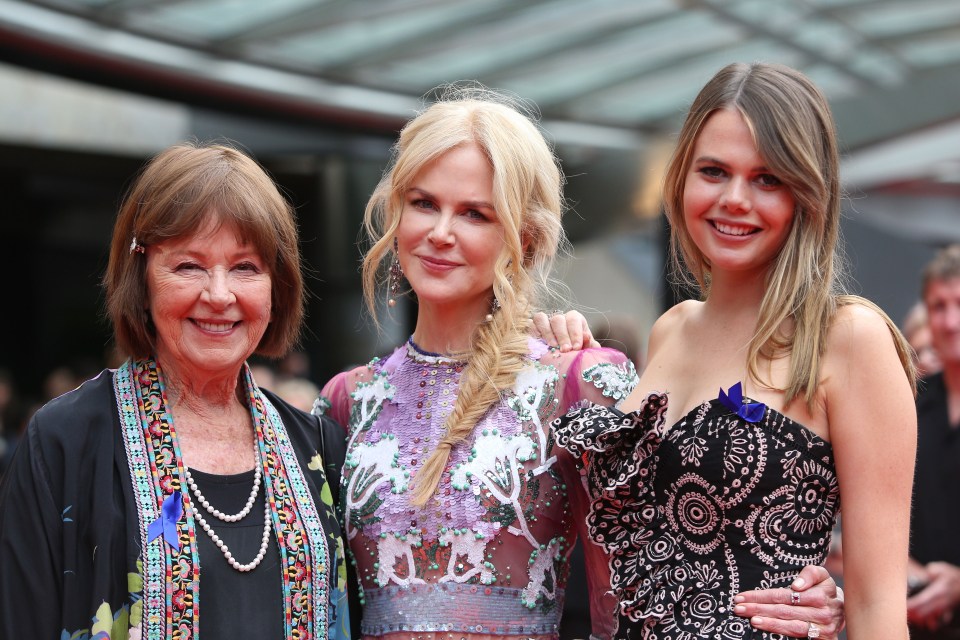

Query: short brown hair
[104,142,304,359]
[922,244,960,300]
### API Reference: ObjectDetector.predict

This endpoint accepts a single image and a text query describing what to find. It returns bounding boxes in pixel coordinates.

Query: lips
[417,255,460,270]
[711,220,758,237]
[193,320,237,333]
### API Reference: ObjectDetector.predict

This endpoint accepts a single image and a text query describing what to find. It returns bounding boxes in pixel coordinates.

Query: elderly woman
[0,143,349,640]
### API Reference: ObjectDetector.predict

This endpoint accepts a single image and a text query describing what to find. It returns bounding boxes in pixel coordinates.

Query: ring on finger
[791,591,800,605]
[807,622,820,639]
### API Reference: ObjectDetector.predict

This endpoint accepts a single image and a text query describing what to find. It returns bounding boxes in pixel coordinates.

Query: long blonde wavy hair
[362,85,567,505]
[662,62,915,406]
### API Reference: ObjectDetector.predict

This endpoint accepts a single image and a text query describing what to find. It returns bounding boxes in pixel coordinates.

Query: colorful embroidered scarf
[114,358,341,639]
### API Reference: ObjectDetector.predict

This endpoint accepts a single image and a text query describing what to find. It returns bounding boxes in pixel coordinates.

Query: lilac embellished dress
[317,338,638,640]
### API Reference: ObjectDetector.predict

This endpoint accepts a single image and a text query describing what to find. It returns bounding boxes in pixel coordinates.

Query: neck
[411,301,488,355]
[156,355,246,418]
[702,268,767,316]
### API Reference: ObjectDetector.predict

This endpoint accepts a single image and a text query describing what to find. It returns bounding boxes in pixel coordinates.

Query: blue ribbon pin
[717,382,766,423]
[147,490,182,550]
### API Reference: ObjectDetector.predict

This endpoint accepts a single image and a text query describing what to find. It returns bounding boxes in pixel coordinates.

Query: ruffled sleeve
[552,392,683,633]
[539,347,646,640]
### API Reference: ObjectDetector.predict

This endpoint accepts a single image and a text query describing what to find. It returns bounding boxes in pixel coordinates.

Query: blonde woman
[316,85,845,640]
[555,63,916,639]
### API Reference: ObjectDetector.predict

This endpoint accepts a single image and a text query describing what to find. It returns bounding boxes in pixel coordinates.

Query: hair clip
[129,237,145,255]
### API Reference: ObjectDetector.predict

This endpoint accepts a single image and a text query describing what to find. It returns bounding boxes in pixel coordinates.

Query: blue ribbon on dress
[717,382,766,423]
[147,490,182,550]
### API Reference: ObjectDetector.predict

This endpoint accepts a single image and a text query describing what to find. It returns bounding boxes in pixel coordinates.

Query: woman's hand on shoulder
[531,310,600,351]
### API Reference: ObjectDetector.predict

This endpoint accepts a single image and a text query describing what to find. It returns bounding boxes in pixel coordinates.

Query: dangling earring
[388,238,403,308]
[486,262,512,321]
[485,294,501,323]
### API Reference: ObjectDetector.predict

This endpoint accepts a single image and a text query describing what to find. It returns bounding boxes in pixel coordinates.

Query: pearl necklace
[184,459,273,572]
[185,460,262,522]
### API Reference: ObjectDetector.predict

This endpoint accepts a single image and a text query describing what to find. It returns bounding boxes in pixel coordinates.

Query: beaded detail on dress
[319,339,639,638]
[553,386,840,640]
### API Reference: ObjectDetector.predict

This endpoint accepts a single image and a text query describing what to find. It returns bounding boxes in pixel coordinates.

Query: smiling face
[926,277,960,368]
[145,220,272,380]
[682,108,796,280]
[395,142,505,321]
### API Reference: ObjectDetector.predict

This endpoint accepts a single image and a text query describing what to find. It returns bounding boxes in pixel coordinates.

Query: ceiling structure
[1,0,960,189]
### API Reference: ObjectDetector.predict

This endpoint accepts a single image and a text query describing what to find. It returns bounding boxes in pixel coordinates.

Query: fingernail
[734,595,744,603]
[792,578,806,589]
[561,343,571,351]
[752,616,764,625]
[734,605,745,614]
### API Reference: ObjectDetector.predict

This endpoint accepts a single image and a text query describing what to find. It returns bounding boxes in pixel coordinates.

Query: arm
[316,367,371,430]
[0,419,64,638]
[825,304,915,639]
[549,347,638,638]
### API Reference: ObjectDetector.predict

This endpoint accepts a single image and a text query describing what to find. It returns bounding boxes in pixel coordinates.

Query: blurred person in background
[0,142,350,640]
[315,84,844,640]
[909,244,960,638]
[555,62,913,639]
[904,300,943,380]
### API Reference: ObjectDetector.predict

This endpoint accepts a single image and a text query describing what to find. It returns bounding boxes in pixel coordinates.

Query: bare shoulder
[647,299,700,355]
[826,297,900,358]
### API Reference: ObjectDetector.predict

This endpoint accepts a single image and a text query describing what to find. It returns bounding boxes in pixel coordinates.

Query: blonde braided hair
[361,83,567,505]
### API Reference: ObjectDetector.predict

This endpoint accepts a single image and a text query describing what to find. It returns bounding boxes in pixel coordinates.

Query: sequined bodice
[554,389,840,640]
[319,340,638,639]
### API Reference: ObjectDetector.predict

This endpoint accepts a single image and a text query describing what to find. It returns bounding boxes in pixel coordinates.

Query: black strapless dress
[553,383,839,639]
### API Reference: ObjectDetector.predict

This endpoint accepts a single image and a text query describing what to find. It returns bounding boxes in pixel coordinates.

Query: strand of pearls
[184,461,261,522]
[184,453,272,572]
[191,493,272,572]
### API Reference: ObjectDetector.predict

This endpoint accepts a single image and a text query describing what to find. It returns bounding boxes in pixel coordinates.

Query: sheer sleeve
[315,365,374,433]
[542,347,638,640]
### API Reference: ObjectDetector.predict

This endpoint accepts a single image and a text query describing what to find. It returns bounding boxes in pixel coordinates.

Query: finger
[735,587,821,607]
[746,615,837,640]
[572,314,599,349]
[562,311,584,350]
[531,313,553,344]
[792,564,834,592]
[549,313,572,351]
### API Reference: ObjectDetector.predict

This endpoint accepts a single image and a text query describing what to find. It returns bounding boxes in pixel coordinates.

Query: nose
[720,177,751,213]
[427,212,455,246]
[204,268,235,307]
[944,304,960,330]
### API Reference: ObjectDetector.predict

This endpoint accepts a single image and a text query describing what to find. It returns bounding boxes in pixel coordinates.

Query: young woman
[316,84,846,640]
[555,63,916,639]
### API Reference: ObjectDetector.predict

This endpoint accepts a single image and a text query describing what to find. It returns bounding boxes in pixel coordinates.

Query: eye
[174,262,203,272]
[411,198,437,211]
[697,166,725,180]
[234,261,263,273]
[463,209,489,221]
[755,173,784,188]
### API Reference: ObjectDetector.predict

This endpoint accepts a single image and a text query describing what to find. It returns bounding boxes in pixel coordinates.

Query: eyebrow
[693,155,771,172]
[407,187,495,211]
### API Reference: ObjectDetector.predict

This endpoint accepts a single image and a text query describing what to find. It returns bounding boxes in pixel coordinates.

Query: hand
[733,565,845,639]
[530,310,600,352]
[908,562,960,630]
